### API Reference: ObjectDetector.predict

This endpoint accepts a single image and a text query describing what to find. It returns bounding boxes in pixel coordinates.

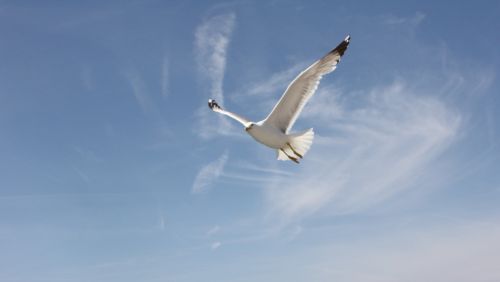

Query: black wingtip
[208,99,220,110]
[330,35,351,56]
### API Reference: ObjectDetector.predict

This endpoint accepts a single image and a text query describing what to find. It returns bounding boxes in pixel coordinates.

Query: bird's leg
[287,142,303,159]
[281,148,299,164]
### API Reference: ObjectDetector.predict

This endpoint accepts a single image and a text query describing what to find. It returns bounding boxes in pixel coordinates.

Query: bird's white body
[207,35,350,163]
[246,122,288,149]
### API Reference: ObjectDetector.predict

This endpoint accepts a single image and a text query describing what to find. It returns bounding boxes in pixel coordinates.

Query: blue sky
[1,1,499,281]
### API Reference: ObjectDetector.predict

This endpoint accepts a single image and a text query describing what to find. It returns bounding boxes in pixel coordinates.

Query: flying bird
[208,35,350,163]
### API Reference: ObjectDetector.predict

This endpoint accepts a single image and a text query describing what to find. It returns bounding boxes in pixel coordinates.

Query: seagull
[208,35,350,163]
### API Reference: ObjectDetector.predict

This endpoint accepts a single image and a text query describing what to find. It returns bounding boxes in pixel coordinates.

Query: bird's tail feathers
[290,128,314,157]
[276,128,315,161]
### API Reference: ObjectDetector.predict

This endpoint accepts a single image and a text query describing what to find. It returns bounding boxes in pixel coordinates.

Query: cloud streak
[124,70,159,118]
[242,63,306,98]
[232,62,309,118]
[161,55,169,98]
[211,241,221,250]
[382,11,426,26]
[194,12,236,139]
[206,225,220,236]
[192,151,229,194]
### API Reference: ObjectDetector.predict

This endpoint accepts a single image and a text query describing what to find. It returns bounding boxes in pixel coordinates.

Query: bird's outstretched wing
[263,35,350,133]
[208,99,252,128]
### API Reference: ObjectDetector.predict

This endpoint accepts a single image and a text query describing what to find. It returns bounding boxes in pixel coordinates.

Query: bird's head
[245,123,254,132]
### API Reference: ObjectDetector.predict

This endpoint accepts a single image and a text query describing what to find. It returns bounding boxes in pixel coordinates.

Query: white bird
[208,35,350,163]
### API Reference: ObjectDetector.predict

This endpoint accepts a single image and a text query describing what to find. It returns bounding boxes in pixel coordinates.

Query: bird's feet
[281,148,300,164]
[287,142,303,159]
[288,155,300,164]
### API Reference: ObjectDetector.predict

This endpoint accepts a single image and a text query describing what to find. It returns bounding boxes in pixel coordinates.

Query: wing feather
[208,99,252,128]
[263,35,350,133]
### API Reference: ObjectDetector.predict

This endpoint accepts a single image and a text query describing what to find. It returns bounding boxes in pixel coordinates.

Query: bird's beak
[245,124,253,132]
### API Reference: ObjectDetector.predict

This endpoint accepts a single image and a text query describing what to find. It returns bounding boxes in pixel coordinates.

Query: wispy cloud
[123,69,173,144]
[233,62,308,118]
[301,84,344,121]
[194,12,236,138]
[241,63,306,98]
[232,161,293,176]
[382,11,426,26]
[73,146,103,163]
[124,70,159,118]
[206,225,220,236]
[215,161,292,186]
[211,241,221,250]
[265,79,462,223]
[192,151,229,194]
[81,65,94,91]
[161,55,169,98]
[72,166,90,184]
[159,215,166,231]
